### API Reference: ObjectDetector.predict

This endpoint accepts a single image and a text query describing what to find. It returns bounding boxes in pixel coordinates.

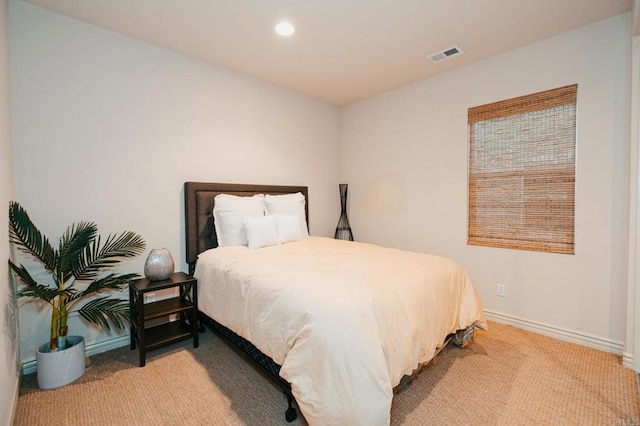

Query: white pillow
[242,215,280,249]
[213,194,265,246]
[273,214,303,243]
[264,193,309,237]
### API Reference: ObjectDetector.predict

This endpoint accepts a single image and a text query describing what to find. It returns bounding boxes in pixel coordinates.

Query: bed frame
[183,181,475,423]
[185,182,309,274]
[184,182,308,422]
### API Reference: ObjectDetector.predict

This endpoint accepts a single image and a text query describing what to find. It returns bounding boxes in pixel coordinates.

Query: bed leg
[284,391,297,422]
[453,325,476,348]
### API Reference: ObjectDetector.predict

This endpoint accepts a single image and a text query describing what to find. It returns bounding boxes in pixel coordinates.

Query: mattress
[195,236,487,425]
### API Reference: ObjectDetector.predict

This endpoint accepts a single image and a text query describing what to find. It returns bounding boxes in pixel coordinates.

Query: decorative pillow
[273,214,304,243]
[213,194,265,247]
[264,193,309,237]
[242,215,280,249]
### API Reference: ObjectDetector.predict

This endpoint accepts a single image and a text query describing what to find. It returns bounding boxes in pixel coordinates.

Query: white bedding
[195,236,486,425]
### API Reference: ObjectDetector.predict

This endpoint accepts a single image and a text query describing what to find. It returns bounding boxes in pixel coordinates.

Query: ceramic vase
[144,248,174,281]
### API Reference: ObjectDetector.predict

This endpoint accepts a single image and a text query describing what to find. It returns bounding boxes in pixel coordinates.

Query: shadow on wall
[4,268,20,373]
[359,175,407,216]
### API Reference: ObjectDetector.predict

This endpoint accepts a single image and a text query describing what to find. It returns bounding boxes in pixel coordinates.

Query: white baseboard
[623,352,635,369]
[484,309,625,356]
[6,372,20,426]
[22,335,130,376]
[18,313,630,376]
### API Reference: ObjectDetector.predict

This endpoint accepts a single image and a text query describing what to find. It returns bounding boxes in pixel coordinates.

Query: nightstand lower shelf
[136,321,194,351]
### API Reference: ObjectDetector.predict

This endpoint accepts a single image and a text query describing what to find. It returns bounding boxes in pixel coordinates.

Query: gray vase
[144,248,174,281]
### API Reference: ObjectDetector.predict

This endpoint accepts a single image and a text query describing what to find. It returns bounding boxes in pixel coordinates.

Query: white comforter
[195,236,486,425]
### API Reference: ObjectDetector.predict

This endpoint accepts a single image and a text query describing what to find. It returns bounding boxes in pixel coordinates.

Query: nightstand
[129,272,199,367]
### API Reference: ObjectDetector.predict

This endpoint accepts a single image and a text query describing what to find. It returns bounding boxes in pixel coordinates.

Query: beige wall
[0,0,19,423]
[9,1,340,366]
[339,14,631,350]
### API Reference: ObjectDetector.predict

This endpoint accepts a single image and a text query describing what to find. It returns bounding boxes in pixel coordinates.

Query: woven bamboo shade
[468,84,577,254]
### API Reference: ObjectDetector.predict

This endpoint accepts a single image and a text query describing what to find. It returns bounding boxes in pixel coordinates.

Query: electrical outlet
[145,292,156,303]
[496,284,506,297]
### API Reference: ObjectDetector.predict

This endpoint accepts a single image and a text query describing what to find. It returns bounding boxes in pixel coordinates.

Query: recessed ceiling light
[275,21,295,36]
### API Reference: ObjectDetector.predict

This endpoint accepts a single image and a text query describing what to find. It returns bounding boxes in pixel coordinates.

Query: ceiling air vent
[428,45,463,64]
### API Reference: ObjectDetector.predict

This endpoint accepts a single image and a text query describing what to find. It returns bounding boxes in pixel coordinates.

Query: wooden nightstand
[129,272,199,367]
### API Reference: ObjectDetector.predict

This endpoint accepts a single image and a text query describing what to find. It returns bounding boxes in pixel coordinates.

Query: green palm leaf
[67,272,139,304]
[9,261,62,302]
[58,222,97,284]
[73,232,146,281]
[77,297,130,330]
[8,202,57,270]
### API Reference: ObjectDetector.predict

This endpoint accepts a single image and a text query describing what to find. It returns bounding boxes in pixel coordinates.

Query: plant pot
[36,335,85,389]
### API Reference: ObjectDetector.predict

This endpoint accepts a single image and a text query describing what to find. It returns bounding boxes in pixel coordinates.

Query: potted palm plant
[8,201,146,389]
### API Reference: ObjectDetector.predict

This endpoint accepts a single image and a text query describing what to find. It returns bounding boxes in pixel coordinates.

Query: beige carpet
[14,321,640,425]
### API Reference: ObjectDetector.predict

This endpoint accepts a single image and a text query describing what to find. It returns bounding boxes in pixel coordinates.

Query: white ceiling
[22,0,632,106]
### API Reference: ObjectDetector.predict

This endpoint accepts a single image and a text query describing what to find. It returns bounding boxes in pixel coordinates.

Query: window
[467,84,577,254]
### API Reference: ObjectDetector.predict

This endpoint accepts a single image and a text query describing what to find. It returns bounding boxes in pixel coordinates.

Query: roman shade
[467,84,577,254]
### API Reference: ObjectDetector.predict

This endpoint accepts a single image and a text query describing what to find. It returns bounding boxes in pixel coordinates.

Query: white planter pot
[36,335,86,390]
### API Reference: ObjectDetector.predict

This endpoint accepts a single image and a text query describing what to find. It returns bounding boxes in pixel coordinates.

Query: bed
[184,181,487,425]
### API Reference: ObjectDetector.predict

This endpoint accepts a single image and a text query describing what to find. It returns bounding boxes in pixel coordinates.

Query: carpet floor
[14,321,640,425]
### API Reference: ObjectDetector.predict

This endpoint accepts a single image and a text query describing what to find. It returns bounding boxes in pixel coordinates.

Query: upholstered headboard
[184,182,309,274]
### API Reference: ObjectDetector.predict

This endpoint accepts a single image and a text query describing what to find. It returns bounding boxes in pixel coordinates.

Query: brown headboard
[184,182,309,274]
